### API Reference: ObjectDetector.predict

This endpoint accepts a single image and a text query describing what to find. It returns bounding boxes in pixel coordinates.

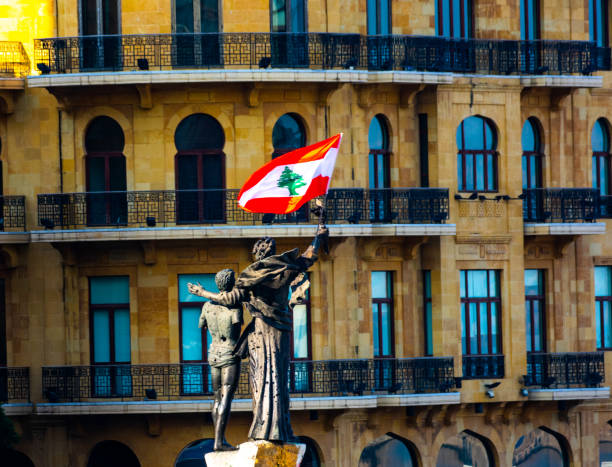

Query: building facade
[2,0,612,465]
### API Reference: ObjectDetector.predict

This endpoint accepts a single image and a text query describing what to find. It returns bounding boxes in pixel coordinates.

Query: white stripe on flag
[239,147,338,206]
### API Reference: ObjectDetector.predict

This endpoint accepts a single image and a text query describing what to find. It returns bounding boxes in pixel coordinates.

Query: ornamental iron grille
[33,34,611,74]
[524,352,605,388]
[0,196,26,231]
[0,367,30,402]
[37,188,450,229]
[0,42,29,77]
[462,354,505,379]
[522,188,600,222]
[41,358,456,402]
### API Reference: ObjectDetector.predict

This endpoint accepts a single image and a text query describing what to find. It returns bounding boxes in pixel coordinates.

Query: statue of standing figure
[196,268,242,451]
[188,205,327,444]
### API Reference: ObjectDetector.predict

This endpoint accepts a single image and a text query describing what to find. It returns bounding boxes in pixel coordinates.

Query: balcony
[462,354,505,379]
[524,352,609,400]
[29,34,609,89]
[0,367,30,415]
[33,188,454,242]
[0,42,29,78]
[523,188,606,236]
[39,358,459,413]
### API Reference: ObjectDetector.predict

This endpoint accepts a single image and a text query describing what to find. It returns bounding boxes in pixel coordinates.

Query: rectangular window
[371,271,394,357]
[419,114,429,187]
[89,276,131,397]
[596,266,612,349]
[525,269,545,352]
[460,270,501,355]
[178,274,215,394]
[590,0,609,46]
[289,273,311,393]
[423,271,433,356]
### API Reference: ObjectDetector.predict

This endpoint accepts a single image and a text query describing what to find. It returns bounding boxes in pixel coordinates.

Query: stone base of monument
[204,440,306,467]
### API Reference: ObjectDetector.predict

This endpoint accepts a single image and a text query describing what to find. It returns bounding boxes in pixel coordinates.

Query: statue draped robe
[213,247,316,441]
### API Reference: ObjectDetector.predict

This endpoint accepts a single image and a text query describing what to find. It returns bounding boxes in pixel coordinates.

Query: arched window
[174,438,214,467]
[175,114,225,224]
[87,441,140,467]
[522,117,543,189]
[513,427,570,467]
[369,115,391,222]
[592,118,610,196]
[270,113,309,222]
[456,116,497,192]
[436,430,495,466]
[436,0,473,38]
[296,436,322,467]
[272,113,306,158]
[85,116,127,226]
[359,433,419,467]
[522,117,544,221]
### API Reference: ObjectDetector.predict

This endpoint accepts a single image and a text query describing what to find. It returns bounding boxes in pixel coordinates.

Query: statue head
[252,236,276,260]
[215,268,235,292]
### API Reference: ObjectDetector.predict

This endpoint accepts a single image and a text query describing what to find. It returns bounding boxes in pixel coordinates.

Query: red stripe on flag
[240,175,330,214]
[238,134,341,197]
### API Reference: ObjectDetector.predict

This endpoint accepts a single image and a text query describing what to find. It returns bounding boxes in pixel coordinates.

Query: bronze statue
[188,206,327,442]
[193,268,242,451]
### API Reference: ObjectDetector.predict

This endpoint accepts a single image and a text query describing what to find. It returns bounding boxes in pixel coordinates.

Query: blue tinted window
[457,116,497,191]
[372,271,391,298]
[90,276,129,304]
[590,0,608,46]
[273,113,306,150]
[178,274,217,302]
[592,119,610,152]
[369,115,388,150]
[596,266,612,296]
[524,269,543,295]
[437,0,472,38]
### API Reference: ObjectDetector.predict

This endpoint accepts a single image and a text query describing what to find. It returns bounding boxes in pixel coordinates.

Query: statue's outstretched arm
[187,283,245,306]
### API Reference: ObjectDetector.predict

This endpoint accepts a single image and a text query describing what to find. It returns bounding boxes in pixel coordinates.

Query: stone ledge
[0,77,25,90]
[527,387,610,401]
[1,403,33,416]
[0,232,30,244]
[27,69,454,87]
[30,223,456,242]
[524,222,606,235]
[34,393,461,415]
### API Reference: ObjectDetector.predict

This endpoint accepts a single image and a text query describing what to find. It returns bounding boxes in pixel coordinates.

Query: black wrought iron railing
[41,358,456,402]
[36,187,449,229]
[0,196,27,231]
[462,354,505,379]
[33,33,610,75]
[524,351,605,389]
[522,188,600,222]
[0,367,30,402]
[0,42,29,77]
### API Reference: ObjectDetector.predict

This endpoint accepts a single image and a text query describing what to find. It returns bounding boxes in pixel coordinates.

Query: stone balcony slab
[27,69,454,88]
[524,222,606,235]
[35,392,461,415]
[527,387,610,401]
[1,403,33,416]
[30,223,456,242]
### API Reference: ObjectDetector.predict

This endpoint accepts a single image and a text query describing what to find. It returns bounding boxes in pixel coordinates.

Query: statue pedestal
[204,440,306,467]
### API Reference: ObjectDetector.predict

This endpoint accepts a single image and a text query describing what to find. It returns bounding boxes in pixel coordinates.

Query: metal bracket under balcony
[33,188,455,241]
[39,358,459,413]
[28,34,609,88]
[524,352,609,400]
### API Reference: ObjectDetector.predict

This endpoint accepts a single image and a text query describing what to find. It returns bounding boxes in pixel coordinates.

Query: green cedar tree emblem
[277,166,307,196]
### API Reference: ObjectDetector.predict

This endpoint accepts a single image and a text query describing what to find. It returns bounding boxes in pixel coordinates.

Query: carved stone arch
[0,245,21,269]
[0,92,15,115]
[433,428,501,467]
[75,107,134,192]
[358,432,421,467]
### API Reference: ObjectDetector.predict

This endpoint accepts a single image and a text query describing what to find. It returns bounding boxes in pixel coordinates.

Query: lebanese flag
[238,133,343,214]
